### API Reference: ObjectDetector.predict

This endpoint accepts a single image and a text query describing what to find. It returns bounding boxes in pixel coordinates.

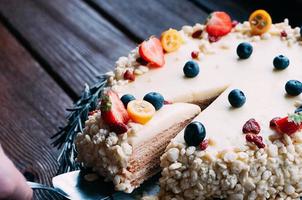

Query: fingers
[0,145,33,200]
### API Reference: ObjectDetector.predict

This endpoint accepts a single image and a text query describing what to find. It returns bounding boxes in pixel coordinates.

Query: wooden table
[0,1,300,199]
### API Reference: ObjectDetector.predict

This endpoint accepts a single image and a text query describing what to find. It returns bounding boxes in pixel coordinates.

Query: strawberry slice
[101,90,130,134]
[139,37,165,67]
[206,11,232,37]
[275,116,301,135]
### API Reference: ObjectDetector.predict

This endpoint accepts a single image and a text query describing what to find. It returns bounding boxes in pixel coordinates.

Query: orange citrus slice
[161,29,183,53]
[127,100,155,124]
[249,10,272,35]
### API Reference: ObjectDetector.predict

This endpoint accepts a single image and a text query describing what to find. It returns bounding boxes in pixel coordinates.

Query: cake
[75,10,302,199]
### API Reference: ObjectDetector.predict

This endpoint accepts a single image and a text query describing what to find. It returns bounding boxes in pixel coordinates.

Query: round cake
[75,10,302,199]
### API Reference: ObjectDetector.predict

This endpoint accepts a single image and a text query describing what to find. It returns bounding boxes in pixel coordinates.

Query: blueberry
[273,55,289,70]
[236,42,253,59]
[295,106,302,113]
[228,89,246,108]
[183,61,200,78]
[121,94,135,107]
[143,92,164,110]
[285,80,302,96]
[184,121,206,146]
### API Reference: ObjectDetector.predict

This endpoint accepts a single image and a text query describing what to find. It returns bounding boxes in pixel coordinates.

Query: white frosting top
[114,21,302,152]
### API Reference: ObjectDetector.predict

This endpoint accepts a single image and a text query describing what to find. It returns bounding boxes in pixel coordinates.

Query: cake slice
[76,101,200,192]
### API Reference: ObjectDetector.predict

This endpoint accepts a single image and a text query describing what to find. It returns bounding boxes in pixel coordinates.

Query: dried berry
[280,30,287,37]
[242,118,261,134]
[246,134,265,148]
[191,51,199,59]
[199,139,209,150]
[124,70,135,81]
[192,30,203,38]
[270,117,281,129]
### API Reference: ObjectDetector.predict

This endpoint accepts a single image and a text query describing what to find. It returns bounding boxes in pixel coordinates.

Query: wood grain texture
[193,0,302,26]
[0,22,72,199]
[89,0,209,40]
[0,0,135,96]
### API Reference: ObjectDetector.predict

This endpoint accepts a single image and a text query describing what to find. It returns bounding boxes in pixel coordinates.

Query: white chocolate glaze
[115,22,302,152]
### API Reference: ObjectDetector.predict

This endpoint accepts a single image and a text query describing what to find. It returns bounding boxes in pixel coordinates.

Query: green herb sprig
[288,112,302,125]
[51,75,108,174]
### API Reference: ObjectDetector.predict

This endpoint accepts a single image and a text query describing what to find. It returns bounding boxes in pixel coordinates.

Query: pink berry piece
[199,139,209,150]
[124,70,135,81]
[280,30,287,37]
[191,51,199,59]
[208,35,221,43]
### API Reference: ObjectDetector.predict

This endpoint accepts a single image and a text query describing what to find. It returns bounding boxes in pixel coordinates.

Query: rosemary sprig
[51,74,108,174]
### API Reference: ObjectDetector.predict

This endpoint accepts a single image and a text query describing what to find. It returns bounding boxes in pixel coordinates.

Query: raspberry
[199,139,209,150]
[280,30,287,37]
[208,35,221,43]
[270,117,281,129]
[242,118,261,134]
[124,70,135,81]
[191,51,199,59]
[192,30,203,38]
[246,134,265,148]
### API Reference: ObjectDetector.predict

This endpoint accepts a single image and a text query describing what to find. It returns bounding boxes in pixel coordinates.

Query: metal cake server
[28,170,159,200]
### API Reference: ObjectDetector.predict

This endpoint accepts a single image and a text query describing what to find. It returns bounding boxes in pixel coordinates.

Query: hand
[0,145,33,200]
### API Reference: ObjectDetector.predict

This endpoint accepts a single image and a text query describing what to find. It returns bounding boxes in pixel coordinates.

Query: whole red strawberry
[101,90,130,134]
[275,116,301,135]
[206,11,232,37]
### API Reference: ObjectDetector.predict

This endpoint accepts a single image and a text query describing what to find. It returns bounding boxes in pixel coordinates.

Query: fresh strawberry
[101,90,130,134]
[139,37,165,67]
[275,116,301,135]
[206,11,232,37]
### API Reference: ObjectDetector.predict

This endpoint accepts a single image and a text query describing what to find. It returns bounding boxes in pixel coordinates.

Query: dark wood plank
[0,22,72,199]
[192,0,250,21]
[0,0,135,96]
[193,0,302,26]
[89,0,209,40]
